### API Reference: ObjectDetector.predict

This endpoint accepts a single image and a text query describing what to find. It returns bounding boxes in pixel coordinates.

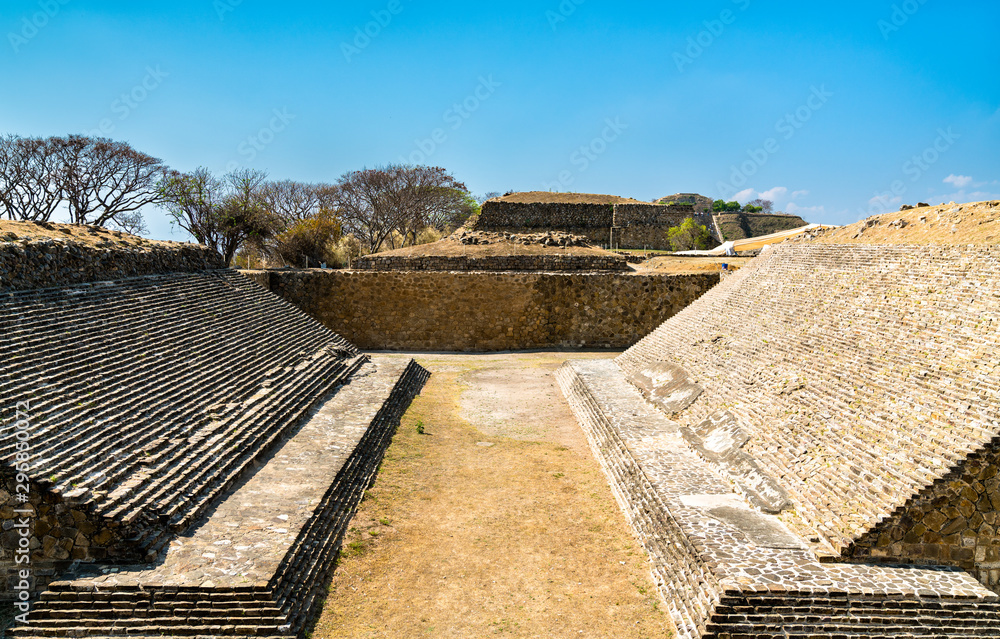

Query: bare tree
[745,198,774,214]
[54,135,166,231]
[324,165,470,254]
[160,167,279,266]
[0,135,64,222]
[260,180,326,224]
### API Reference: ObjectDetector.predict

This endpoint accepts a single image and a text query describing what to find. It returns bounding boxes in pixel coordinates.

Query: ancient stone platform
[12,356,428,638]
[558,359,1000,638]
[558,243,1000,637]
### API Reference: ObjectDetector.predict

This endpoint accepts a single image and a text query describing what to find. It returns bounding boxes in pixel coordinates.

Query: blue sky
[2,0,998,241]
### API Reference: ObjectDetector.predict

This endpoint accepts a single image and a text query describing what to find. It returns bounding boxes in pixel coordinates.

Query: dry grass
[638,255,753,274]
[492,192,647,205]
[805,200,1000,246]
[0,220,187,249]
[311,353,671,639]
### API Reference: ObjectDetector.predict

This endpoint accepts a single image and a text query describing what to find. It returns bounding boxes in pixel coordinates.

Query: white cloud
[786,202,826,217]
[759,186,789,202]
[944,174,973,188]
[732,186,791,205]
[791,190,809,199]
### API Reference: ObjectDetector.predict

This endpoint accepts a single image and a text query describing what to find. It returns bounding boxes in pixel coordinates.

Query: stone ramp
[557,359,1000,639]
[12,357,429,638]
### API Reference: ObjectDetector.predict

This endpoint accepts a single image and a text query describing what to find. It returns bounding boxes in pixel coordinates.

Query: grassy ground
[637,255,753,274]
[310,352,671,639]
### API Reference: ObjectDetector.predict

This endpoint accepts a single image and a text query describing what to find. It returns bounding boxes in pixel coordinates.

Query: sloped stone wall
[0,238,222,292]
[616,243,1000,591]
[249,269,718,351]
[848,437,1000,591]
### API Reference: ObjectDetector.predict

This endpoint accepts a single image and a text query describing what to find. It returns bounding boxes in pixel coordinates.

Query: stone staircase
[707,593,1000,638]
[14,585,290,638]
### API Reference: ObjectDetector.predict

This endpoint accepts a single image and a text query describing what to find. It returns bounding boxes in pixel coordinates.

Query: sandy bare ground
[803,200,1000,245]
[636,255,752,274]
[311,352,671,639]
[0,219,187,248]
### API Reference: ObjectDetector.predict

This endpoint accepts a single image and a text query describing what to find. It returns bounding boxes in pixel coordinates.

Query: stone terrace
[560,243,1000,637]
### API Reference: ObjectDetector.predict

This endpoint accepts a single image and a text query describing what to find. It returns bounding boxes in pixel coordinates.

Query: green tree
[712,199,741,212]
[272,209,342,268]
[667,217,712,252]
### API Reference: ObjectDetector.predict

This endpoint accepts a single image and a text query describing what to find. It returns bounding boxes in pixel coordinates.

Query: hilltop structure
[560,229,1000,637]
[0,226,426,638]
[473,191,711,250]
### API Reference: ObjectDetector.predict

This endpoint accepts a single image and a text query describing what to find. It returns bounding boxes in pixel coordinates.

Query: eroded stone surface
[627,362,703,415]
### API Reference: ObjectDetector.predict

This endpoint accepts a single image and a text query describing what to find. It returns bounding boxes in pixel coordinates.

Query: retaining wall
[352,254,628,272]
[0,238,222,292]
[473,201,702,250]
[245,269,718,351]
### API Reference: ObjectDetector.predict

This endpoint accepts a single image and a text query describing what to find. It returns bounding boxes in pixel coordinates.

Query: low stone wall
[245,269,719,351]
[352,254,628,272]
[0,238,222,292]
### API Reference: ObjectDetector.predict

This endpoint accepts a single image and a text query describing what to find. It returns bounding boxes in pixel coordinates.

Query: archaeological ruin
[559,241,1000,637]
[6,202,1000,638]
[0,236,427,637]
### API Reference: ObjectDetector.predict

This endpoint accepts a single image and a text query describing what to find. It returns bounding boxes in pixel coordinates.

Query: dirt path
[311,352,671,639]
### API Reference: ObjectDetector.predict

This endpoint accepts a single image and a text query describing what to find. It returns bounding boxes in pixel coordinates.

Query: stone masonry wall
[475,201,614,230]
[617,243,1000,592]
[247,269,719,351]
[0,238,223,292]
[0,474,138,596]
[352,254,628,272]
[475,201,706,250]
[848,437,1000,591]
